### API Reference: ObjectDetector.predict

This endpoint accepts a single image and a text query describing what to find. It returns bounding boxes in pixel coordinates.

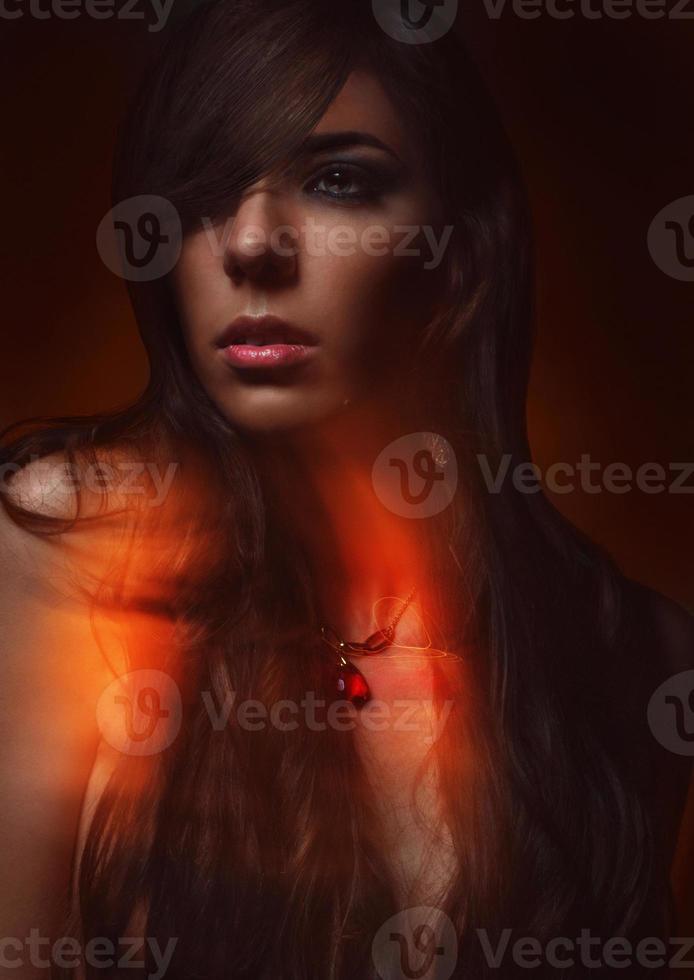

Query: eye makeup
[302,157,404,205]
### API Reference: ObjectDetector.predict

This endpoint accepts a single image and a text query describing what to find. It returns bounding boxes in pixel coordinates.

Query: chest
[349,649,462,905]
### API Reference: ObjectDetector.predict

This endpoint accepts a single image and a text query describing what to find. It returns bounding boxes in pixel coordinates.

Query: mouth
[214,315,319,371]
[215,315,318,349]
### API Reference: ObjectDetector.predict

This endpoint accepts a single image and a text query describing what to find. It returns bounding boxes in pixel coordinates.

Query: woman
[1,0,692,977]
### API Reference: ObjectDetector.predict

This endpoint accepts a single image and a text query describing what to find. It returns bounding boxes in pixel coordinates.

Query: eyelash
[303,163,386,205]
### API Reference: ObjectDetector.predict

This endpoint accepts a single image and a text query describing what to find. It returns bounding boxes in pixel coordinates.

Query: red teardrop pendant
[337,655,371,707]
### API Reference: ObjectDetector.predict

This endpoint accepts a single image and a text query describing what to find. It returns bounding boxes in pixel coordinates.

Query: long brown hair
[1,1,674,976]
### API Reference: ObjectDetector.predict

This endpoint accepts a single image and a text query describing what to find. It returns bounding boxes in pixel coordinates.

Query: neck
[249,395,439,638]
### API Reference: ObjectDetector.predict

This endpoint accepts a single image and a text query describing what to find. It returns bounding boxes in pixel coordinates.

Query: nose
[224,187,298,286]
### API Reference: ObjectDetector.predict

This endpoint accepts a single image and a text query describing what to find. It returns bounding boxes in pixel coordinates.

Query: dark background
[1,0,693,934]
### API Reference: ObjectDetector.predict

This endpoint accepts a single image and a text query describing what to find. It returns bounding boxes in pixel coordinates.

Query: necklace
[319,586,417,708]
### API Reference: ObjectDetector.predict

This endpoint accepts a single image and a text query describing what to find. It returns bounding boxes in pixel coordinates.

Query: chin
[214,386,348,436]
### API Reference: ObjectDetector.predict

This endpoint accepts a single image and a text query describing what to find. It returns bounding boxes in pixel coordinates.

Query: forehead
[312,70,412,159]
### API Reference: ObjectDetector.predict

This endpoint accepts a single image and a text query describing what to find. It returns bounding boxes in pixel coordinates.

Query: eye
[304,164,382,204]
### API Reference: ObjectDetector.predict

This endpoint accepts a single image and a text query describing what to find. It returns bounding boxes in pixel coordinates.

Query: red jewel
[337,656,371,707]
[320,591,416,710]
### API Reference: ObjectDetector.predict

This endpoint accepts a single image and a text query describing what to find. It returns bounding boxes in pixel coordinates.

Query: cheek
[302,243,439,355]
[170,237,225,346]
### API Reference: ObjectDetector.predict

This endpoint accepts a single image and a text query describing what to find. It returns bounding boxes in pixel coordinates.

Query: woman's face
[171,70,446,434]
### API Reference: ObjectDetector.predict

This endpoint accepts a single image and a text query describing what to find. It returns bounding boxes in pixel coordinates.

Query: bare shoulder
[0,448,181,958]
[0,445,132,683]
[1,448,150,599]
[0,447,140,693]
[2,445,150,521]
[0,451,129,950]
[0,452,79,604]
[3,449,80,519]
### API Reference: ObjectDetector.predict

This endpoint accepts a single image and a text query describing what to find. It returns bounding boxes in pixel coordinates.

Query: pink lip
[215,314,318,371]
[220,343,316,369]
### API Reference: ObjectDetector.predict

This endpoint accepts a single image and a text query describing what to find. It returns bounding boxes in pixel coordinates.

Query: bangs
[113,0,357,228]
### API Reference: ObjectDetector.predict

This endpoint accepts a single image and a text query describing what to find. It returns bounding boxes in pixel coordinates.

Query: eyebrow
[297,130,402,162]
